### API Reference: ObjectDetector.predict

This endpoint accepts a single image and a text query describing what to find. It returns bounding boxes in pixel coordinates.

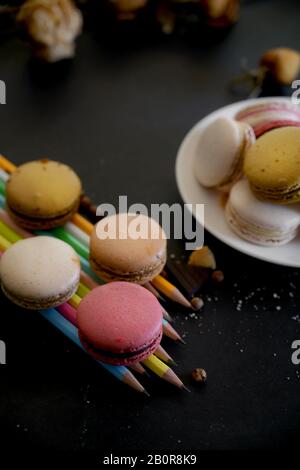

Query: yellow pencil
[0,233,11,251]
[142,354,189,391]
[71,213,94,236]
[151,275,192,309]
[76,282,91,299]
[69,293,81,309]
[0,154,16,173]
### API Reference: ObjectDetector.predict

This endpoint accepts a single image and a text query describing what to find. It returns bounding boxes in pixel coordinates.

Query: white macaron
[194,116,255,189]
[225,179,300,246]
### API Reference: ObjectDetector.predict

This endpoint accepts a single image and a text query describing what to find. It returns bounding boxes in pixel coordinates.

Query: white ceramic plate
[175,97,300,268]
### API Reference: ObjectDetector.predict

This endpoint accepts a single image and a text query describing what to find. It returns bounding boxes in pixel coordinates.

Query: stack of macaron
[194,99,300,246]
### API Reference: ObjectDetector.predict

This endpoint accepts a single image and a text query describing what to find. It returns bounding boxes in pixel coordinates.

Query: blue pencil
[40,308,148,395]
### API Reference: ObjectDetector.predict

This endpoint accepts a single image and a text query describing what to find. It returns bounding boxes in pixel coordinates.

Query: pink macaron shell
[236,102,300,121]
[253,120,300,137]
[77,282,163,365]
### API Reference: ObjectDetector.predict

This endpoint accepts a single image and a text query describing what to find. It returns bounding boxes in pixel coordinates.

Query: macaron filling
[7,201,80,229]
[1,281,78,309]
[90,252,166,284]
[79,329,162,363]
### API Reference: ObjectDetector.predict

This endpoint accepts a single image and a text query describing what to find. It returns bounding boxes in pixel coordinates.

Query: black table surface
[1,0,300,456]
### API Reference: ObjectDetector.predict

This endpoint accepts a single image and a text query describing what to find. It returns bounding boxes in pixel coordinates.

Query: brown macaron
[90,213,167,284]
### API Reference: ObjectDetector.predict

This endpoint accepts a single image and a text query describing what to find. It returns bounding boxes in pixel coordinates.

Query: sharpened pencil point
[182,385,191,393]
[178,337,186,345]
[143,389,150,397]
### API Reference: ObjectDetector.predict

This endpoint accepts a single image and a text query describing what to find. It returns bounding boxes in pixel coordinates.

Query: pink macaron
[235,101,300,138]
[77,282,163,365]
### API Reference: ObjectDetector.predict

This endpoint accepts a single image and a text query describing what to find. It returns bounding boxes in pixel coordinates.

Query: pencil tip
[143,389,150,397]
[182,385,191,393]
[178,337,186,345]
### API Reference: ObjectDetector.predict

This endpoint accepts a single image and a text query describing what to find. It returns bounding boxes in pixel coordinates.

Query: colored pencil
[0,209,32,239]
[77,282,91,299]
[80,270,99,290]
[71,212,93,235]
[0,220,22,244]
[142,354,188,391]
[65,221,90,247]
[69,293,81,310]
[155,345,176,366]
[162,318,185,344]
[0,167,9,183]
[129,363,149,376]
[0,177,5,196]
[151,274,192,309]
[41,308,148,395]
[144,282,173,322]
[0,233,11,251]
[0,154,16,173]
[0,193,5,209]
[35,227,89,260]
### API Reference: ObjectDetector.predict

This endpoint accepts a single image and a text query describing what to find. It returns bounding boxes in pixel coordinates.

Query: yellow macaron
[244,127,300,204]
[6,159,82,229]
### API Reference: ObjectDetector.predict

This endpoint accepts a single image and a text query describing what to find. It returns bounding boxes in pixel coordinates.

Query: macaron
[90,213,167,284]
[225,179,300,246]
[244,127,300,204]
[6,159,82,229]
[0,236,81,309]
[235,101,300,138]
[77,282,163,365]
[194,116,255,189]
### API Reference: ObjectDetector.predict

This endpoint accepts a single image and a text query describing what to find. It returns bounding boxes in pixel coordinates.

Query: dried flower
[109,0,148,20]
[156,2,176,35]
[200,0,240,28]
[17,0,83,62]
[191,368,207,383]
[260,47,300,86]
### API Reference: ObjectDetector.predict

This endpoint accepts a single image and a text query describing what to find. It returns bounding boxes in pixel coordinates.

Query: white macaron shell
[0,236,80,301]
[194,117,244,187]
[229,179,300,230]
